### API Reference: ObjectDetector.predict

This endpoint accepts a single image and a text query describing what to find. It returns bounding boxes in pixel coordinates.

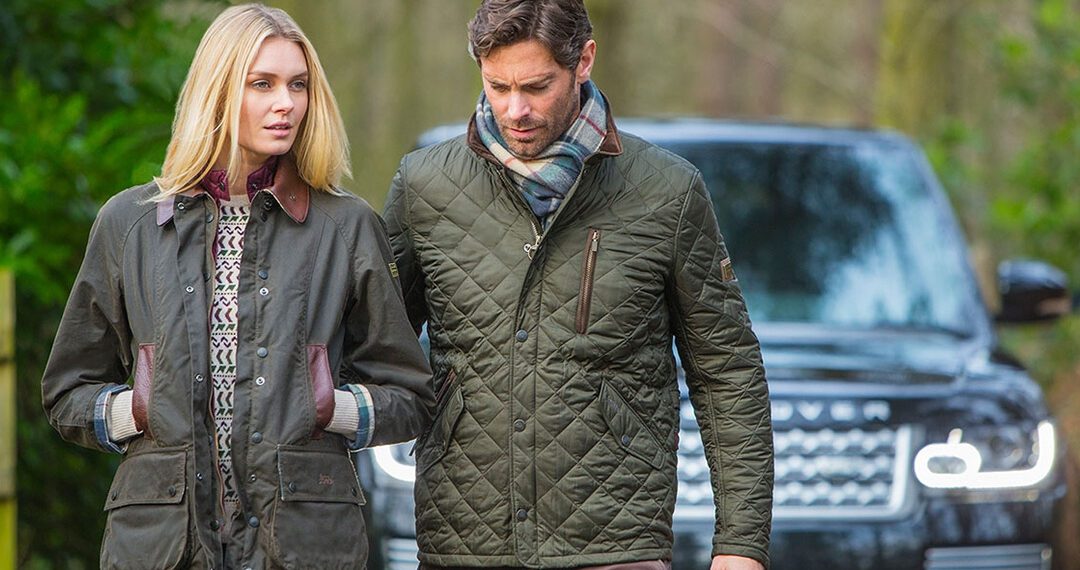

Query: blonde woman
[41,4,433,568]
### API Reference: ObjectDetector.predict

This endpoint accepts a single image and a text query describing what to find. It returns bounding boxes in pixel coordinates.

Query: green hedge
[0,1,217,566]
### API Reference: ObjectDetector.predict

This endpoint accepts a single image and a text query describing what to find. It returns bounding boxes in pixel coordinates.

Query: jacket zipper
[494,165,590,261]
[522,222,542,260]
[495,170,544,259]
[576,228,602,333]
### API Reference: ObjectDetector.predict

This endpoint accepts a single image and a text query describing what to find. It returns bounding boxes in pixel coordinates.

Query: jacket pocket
[415,378,464,475]
[131,343,154,437]
[101,446,191,569]
[599,381,666,469]
[576,228,602,334]
[267,446,367,568]
[306,344,336,436]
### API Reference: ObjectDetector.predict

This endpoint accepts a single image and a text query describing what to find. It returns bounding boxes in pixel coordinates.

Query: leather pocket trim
[306,345,335,434]
[599,381,666,469]
[132,343,154,437]
[276,445,365,506]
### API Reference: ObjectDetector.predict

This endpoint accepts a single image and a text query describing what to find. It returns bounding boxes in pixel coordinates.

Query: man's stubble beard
[498,82,581,159]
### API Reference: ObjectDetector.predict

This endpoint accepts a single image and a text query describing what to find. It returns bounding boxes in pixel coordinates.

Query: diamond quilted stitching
[396,134,772,563]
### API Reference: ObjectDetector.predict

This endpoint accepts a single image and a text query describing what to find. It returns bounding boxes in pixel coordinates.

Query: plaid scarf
[475,80,608,223]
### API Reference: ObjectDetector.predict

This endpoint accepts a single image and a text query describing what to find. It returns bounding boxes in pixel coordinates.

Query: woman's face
[237,37,309,166]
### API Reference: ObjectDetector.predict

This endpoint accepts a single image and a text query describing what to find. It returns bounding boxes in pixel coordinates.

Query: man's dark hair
[468,0,593,70]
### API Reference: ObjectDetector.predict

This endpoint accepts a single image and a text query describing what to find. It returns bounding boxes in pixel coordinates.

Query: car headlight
[913,421,1055,490]
[372,441,417,486]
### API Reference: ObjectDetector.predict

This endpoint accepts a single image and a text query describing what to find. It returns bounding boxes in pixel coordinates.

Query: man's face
[480,39,596,159]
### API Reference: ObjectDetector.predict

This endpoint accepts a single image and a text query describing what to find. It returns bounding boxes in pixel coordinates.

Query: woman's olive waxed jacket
[42,158,433,569]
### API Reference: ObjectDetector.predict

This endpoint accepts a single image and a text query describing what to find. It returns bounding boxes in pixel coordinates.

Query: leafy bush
[0,1,216,566]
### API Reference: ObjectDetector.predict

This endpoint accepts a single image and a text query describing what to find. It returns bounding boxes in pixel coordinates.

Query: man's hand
[710,555,764,570]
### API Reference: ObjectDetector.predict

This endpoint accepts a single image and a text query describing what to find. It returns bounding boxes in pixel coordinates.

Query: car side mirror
[996,259,1072,323]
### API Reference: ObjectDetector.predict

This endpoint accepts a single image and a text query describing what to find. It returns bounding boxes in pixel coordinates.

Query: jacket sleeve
[41,200,135,454]
[383,160,429,336]
[340,205,434,448]
[667,172,774,568]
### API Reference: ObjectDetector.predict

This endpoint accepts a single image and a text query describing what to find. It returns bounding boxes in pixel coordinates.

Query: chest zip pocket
[576,228,602,334]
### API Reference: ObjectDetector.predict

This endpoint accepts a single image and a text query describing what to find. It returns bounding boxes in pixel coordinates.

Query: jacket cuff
[341,384,375,450]
[94,385,132,454]
[325,389,361,435]
[712,540,770,570]
[106,389,142,443]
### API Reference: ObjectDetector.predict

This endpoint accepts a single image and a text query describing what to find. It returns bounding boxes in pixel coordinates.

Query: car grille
[674,406,912,521]
[924,544,1051,570]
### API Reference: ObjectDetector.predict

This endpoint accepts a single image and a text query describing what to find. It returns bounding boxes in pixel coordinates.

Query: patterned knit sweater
[210,195,249,525]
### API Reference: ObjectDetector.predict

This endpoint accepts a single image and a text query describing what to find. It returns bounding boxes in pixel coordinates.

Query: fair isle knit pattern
[211,196,249,526]
[475,80,609,222]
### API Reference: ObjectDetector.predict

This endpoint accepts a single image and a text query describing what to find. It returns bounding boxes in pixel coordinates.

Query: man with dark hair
[385,1,773,569]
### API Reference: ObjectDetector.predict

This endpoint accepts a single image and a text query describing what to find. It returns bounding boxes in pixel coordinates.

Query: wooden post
[0,269,14,570]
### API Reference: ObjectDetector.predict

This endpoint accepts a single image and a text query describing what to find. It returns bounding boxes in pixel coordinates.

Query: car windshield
[663,140,978,335]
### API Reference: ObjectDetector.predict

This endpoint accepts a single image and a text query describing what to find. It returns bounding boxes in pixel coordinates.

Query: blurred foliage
[0,0,215,566]
[921,0,1080,415]
[4,0,1080,566]
[990,0,1080,416]
[992,0,1080,280]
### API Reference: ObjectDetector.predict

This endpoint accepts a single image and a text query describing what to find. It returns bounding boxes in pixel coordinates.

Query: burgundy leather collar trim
[156,156,311,226]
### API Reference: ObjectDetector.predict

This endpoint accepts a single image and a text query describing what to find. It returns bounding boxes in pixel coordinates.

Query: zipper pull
[590,229,600,252]
[523,234,541,259]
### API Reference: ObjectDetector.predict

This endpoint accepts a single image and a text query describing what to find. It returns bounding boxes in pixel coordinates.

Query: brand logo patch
[720,257,736,281]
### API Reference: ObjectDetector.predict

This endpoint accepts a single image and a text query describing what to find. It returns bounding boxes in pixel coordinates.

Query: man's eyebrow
[483,73,556,86]
[521,73,556,85]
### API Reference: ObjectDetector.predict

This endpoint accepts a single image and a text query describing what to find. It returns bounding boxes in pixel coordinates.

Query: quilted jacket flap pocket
[599,381,665,469]
[277,446,364,505]
[417,385,464,474]
[104,447,187,510]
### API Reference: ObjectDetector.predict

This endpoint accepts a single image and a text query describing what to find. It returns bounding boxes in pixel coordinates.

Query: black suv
[358,120,1077,570]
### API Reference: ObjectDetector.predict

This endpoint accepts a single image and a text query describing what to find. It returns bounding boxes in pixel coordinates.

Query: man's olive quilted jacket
[384,118,773,568]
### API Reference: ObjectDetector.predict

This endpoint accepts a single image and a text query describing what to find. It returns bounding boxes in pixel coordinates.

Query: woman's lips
[266,123,292,138]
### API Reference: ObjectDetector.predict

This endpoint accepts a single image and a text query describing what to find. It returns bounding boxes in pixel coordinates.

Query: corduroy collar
[157,155,310,226]
[198,155,279,203]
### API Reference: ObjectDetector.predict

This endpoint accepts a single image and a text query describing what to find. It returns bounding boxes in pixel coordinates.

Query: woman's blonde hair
[154,4,349,198]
